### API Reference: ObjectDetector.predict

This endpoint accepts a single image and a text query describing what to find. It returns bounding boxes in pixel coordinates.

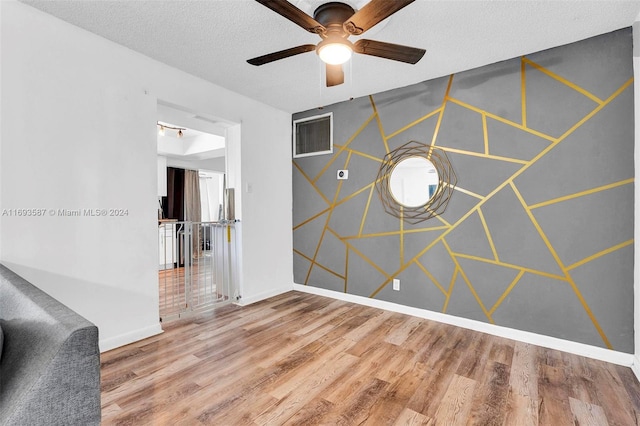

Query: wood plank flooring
[100,291,640,425]
[158,258,228,320]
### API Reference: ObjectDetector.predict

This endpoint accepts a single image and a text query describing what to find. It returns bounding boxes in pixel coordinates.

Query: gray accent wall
[292,28,634,353]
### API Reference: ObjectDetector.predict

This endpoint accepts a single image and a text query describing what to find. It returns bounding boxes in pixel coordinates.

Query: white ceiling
[157,129,226,160]
[21,0,640,114]
[157,104,227,160]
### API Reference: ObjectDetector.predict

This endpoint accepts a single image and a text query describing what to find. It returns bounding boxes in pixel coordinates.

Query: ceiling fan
[247,0,426,87]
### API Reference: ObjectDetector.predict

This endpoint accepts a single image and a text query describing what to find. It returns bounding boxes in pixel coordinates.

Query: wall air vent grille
[293,112,333,158]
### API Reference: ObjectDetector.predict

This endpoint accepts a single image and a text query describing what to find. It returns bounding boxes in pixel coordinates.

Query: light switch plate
[337,170,349,180]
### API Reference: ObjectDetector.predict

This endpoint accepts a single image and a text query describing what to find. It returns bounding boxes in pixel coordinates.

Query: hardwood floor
[101,291,640,425]
[158,257,228,320]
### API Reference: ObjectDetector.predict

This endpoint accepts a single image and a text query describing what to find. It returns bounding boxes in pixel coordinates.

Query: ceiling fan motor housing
[313,1,356,33]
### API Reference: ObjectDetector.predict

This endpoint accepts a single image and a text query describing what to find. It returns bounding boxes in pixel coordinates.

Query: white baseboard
[236,285,293,306]
[294,284,635,367]
[99,323,163,353]
[632,356,640,381]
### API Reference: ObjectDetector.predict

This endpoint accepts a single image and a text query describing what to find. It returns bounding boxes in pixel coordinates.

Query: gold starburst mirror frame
[375,141,457,224]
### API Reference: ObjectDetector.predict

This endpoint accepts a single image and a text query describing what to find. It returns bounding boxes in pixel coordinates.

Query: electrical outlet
[337,170,349,180]
[393,278,400,291]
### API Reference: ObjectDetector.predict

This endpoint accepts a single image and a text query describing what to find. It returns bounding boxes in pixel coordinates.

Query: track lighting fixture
[157,122,186,138]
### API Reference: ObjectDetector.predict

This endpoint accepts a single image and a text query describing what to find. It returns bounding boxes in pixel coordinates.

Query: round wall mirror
[376,141,456,223]
[389,156,439,208]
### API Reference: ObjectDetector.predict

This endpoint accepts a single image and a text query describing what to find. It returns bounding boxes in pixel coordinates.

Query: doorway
[155,102,239,322]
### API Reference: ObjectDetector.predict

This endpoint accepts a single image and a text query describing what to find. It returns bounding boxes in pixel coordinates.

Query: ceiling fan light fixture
[317,39,353,65]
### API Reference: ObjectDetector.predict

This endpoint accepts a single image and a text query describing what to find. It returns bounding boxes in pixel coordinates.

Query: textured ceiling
[21,0,640,114]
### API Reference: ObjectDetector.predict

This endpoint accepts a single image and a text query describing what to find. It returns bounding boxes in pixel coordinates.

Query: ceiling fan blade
[343,0,415,35]
[254,0,326,34]
[326,64,344,87]
[354,39,425,64]
[247,44,316,66]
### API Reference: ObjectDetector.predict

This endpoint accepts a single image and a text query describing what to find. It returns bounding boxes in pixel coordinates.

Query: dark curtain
[184,170,202,258]
[163,167,185,220]
[183,170,202,224]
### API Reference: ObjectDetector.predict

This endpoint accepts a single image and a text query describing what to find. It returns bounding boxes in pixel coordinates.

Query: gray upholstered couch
[0,264,101,425]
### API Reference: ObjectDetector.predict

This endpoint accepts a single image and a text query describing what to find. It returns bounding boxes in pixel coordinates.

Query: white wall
[158,156,167,196]
[0,1,293,351]
[200,172,224,222]
[165,156,225,174]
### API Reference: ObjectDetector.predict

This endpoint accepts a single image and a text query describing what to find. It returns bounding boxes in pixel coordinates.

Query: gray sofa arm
[0,265,101,426]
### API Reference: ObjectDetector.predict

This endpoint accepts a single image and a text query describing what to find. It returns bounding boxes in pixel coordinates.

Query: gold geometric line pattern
[293,206,331,232]
[344,246,349,293]
[528,178,634,210]
[293,161,331,206]
[337,181,378,206]
[342,226,449,240]
[482,112,490,155]
[293,54,634,350]
[430,75,454,148]
[295,179,380,232]
[522,57,604,105]
[509,181,611,349]
[303,206,336,285]
[399,206,404,266]
[294,249,346,280]
[387,107,443,140]
[566,239,634,271]
[443,239,494,323]
[415,78,628,345]
[415,260,447,295]
[312,113,376,184]
[371,95,391,154]
[436,145,529,165]
[453,252,567,281]
[454,186,484,200]
[333,144,384,164]
[477,208,499,262]
[358,184,376,238]
[304,152,352,284]
[448,97,558,143]
[570,276,612,348]
[434,214,452,228]
[327,227,391,280]
[558,78,632,142]
[489,269,526,316]
[442,265,459,314]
